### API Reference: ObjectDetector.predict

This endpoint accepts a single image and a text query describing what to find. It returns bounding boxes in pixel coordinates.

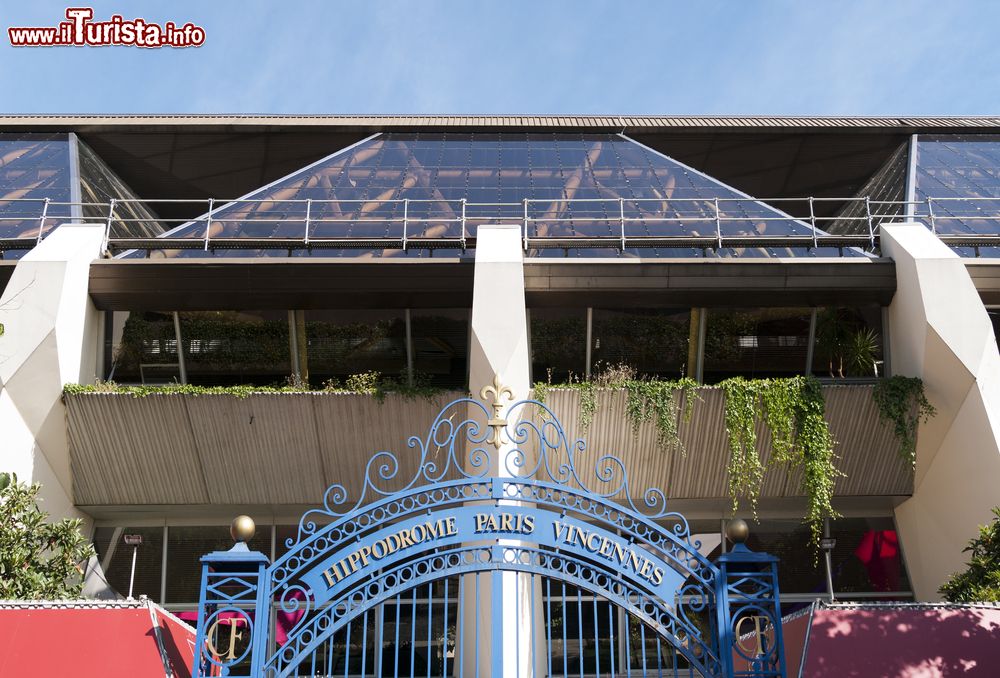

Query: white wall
[882,222,1000,601]
[0,224,105,522]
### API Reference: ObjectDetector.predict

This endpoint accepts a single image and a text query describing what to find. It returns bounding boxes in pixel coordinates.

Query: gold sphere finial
[727,518,749,544]
[231,515,255,543]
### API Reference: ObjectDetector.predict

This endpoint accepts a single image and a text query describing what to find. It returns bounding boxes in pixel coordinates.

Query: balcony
[65,383,912,513]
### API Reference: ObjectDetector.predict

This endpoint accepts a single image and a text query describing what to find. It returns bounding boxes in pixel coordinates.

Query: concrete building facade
[1,115,999,671]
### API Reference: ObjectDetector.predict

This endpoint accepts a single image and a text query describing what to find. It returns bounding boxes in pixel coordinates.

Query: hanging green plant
[532,380,549,406]
[720,378,765,514]
[624,378,700,453]
[530,371,846,549]
[578,380,598,432]
[759,378,798,465]
[794,376,842,548]
[872,375,935,466]
[719,375,841,550]
[533,369,698,450]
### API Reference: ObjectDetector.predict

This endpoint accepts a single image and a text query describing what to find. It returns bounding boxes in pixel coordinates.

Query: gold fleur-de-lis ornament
[480,373,514,449]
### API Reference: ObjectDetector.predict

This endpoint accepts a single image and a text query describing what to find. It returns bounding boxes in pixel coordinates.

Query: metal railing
[2,195,1000,256]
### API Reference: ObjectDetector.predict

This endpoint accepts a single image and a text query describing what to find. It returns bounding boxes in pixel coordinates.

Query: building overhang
[964,259,1000,306]
[0,261,13,295]
[523,258,896,307]
[86,257,898,310]
[8,255,1000,309]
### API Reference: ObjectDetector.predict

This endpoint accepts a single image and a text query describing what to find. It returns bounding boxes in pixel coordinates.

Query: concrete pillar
[881,222,1000,601]
[0,224,104,522]
[461,225,544,676]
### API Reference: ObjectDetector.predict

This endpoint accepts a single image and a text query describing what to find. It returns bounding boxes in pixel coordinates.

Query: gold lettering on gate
[551,520,666,587]
[735,615,771,657]
[472,512,534,535]
[319,516,458,590]
[205,618,244,661]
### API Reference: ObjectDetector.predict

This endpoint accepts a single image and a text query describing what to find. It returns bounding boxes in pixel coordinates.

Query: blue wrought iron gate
[193,381,786,678]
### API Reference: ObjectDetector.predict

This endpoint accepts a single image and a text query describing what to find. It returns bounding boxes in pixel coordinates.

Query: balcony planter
[530,384,913,502]
[64,384,912,509]
[65,390,464,507]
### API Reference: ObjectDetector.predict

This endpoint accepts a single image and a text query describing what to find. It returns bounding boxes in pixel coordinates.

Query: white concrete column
[881,222,1000,601]
[461,225,544,676]
[0,223,105,522]
[468,224,530,401]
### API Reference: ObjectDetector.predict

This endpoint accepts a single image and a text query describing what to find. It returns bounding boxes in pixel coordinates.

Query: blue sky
[1,1,998,115]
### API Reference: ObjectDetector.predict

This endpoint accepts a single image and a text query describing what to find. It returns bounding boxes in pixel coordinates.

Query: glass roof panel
[914,135,1000,256]
[77,139,164,239]
[134,133,849,259]
[828,141,908,236]
[0,134,75,256]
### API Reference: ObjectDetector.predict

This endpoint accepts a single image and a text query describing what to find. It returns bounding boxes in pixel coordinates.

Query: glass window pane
[305,309,406,384]
[165,525,270,604]
[703,308,812,382]
[93,526,164,602]
[829,517,911,594]
[0,133,74,247]
[109,311,181,384]
[77,139,163,238]
[914,135,1000,256]
[132,132,829,260]
[411,309,469,389]
[110,310,292,386]
[530,308,586,383]
[591,308,690,378]
[812,306,884,378]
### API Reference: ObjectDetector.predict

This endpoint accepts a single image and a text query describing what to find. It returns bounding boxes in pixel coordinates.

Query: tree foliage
[940,507,1000,603]
[0,473,95,599]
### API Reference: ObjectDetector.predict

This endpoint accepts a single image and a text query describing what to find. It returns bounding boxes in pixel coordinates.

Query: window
[165,525,271,604]
[305,310,406,384]
[703,308,812,382]
[591,308,690,378]
[92,526,164,602]
[811,306,884,378]
[109,310,292,386]
[529,308,587,383]
[410,309,470,389]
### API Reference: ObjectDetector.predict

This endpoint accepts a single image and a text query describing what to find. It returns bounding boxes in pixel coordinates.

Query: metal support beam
[172,312,187,384]
[160,525,169,603]
[823,519,836,602]
[805,308,818,375]
[405,308,414,387]
[288,310,300,380]
[585,307,593,379]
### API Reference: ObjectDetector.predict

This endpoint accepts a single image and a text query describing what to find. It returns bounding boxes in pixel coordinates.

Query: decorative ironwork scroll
[193,379,785,678]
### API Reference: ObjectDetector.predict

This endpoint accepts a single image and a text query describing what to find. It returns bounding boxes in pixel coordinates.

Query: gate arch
[194,383,786,678]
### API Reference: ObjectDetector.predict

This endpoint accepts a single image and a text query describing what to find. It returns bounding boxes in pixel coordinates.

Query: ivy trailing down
[872,375,936,467]
[720,378,765,516]
[625,378,700,453]
[533,364,698,453]
[532,372,930,549]
[535,369,840,545]
[720,375,841,549]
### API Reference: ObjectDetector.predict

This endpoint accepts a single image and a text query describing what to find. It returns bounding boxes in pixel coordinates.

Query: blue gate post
[715,519,787,678]
[193,516,270,678]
